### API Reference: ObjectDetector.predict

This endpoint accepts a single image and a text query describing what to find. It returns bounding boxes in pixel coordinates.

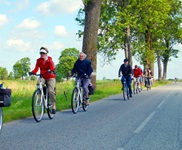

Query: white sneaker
[86,99,89,105]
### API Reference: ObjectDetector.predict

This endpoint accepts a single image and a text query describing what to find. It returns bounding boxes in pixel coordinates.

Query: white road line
[134,92,173,134]
[134,111,156,134]
[157,98,166,109]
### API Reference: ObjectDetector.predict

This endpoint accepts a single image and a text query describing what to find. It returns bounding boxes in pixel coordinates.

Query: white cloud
[54,25,67,37]
[49,41,65,51]
[15,0,30,12]
[7,39,31,52]
[17,18,41,30]
[36,0,83,15]
[0,14,9,28]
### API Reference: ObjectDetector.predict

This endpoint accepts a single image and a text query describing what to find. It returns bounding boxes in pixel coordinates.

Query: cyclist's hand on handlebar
[70,73,75,77]
[29,72,34,76]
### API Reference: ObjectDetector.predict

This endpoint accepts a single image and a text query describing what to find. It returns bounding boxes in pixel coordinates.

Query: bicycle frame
[75,77,84,104]
[36,75,48,108]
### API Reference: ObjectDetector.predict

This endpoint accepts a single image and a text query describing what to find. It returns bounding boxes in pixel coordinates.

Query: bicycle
[31,74,55,122]
[145,77,152,91]
[71,76,89,114]
[133,77,141,94]
[121,76,129,101]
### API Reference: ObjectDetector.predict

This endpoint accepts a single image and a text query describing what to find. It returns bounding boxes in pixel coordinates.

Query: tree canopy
[56,48,79,81]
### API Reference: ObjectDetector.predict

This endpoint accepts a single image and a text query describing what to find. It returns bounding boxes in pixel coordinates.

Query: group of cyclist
[29,47,93,114]
[29,47,153,114]
[118,59,153,97]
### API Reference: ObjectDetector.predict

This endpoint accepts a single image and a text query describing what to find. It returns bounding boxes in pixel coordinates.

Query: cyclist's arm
[86,61,93,77]
[118,65,122,77]
[129,65,133,76]
[49,57,55,72]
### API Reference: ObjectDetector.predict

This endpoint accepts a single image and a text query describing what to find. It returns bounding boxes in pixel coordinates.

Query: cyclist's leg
[82,78,90,104]
[149,78,152,86]
[136,77,140,88]
[133,77,136,91]
[140,76,143,89]
[126,75,132,96]
[47,78,56,110]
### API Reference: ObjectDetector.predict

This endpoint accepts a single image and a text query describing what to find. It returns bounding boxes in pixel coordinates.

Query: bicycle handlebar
[29,71,55,77]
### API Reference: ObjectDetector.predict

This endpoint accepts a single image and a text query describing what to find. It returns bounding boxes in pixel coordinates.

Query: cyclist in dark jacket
[118,59,133,97]
[71,52,93,105]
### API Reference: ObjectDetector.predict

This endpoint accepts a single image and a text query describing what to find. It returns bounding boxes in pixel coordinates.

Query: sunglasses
[40,52,46,55]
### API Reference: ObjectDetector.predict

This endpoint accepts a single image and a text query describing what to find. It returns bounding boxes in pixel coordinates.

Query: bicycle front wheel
[123,84,127,101]
[47,95,55,119]
[71,88,80,114]
[0,107,3,133]
[32,89,44,122]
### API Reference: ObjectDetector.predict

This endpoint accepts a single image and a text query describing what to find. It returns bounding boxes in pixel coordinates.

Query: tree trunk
[122,0,132,66]
[163,60,168,80]
[82,0,102,88]
[157,53,162,80]
[145,28,155,76]
[126,25,132,67]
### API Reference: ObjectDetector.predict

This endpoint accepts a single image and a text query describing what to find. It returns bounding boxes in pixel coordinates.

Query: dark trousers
[121,75,132,95]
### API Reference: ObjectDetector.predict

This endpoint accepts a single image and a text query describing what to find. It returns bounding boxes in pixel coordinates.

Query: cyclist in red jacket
[133,65,142,91]
[30,47,56,114]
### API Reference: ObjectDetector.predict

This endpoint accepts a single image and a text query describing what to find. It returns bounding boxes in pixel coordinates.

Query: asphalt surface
[0,82,182,150]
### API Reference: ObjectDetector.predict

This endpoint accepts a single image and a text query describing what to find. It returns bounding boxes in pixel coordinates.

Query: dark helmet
[124,58,129,62]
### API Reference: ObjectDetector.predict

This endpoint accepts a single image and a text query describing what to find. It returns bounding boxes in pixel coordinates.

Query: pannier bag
[88,84,94,95]
[0,89,12,107]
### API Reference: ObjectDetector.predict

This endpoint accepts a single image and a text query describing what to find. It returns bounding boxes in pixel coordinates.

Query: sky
[0,0,181,80]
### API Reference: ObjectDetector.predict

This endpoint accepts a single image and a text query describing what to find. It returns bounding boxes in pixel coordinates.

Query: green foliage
[56,48,79,81]
[0,66,8,80]
[76,0,181,79]
[13,57,31,80]
[7,72,14,80]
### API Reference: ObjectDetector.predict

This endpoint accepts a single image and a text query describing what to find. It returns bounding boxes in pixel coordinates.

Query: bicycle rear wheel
[71,88,79,114]
[82,94,88,111]
[0,107,3,133]
[32,89,44,122]
[47,95,55,119]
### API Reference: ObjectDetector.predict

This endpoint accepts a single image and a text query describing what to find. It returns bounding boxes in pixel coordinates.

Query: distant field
[0,79,172,123]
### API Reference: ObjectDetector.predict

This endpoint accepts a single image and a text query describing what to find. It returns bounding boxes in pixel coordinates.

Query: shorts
[139,77,143,82]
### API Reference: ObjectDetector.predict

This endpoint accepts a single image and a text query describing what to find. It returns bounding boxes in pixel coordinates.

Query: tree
[132,0,172,75]
[160,0,182,80]
[56,48,79,81]
[13,57,31,80]
[0,67,8,80]
[82,0,102,88]
[7,71,14,80]
[13,61,23,79]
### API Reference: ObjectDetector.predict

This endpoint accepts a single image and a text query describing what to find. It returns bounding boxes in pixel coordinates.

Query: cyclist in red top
[133,65,142,91]
[30,47,56,114]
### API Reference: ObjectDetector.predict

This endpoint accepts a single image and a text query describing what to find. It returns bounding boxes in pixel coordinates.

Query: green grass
[0,79,171,123]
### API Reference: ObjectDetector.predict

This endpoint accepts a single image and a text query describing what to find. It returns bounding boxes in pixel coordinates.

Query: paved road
[0,82,182,150]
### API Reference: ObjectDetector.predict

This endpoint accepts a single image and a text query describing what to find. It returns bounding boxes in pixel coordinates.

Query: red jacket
[32,56,56,79]
[133,68,142,77]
